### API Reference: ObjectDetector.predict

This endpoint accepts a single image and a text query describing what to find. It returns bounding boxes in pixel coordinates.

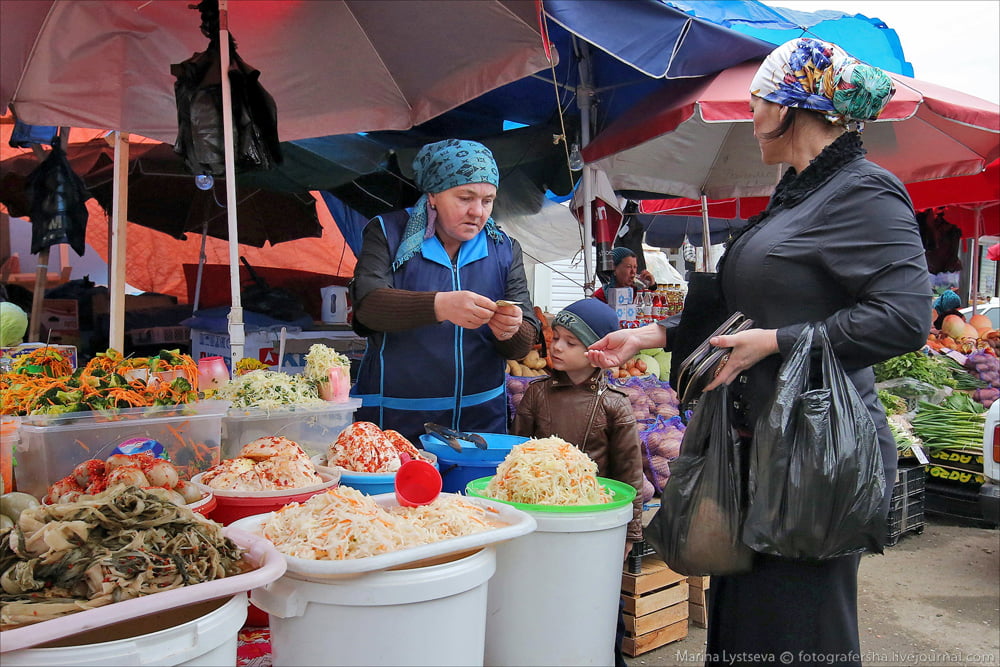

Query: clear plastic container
[222,399,361,459]
[14,401,229,498]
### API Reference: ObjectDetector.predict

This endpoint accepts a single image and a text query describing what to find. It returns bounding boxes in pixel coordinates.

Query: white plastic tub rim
[1,593,247,666]
[253,547,496,618]
[527,502,634,533]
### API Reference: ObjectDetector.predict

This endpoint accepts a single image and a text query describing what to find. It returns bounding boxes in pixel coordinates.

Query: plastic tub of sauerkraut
[254,548,496,667]
[190,471,340,526]
[467,475,636,666]
[311,451,437,496]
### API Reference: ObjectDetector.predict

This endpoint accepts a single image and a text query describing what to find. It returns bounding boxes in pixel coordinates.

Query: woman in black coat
[587,38,931,666]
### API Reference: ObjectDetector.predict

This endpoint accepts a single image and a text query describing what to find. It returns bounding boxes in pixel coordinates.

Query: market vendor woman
[350,139,539,442]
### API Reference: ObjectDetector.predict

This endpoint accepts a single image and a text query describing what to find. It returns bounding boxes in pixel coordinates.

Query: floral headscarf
[392,139,501,271]
[749,37,895,128]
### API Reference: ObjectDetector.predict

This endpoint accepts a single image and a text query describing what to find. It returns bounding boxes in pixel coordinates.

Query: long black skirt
[706,552,862,667]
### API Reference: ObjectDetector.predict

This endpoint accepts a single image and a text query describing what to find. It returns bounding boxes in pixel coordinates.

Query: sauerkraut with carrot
[484,437,612,505]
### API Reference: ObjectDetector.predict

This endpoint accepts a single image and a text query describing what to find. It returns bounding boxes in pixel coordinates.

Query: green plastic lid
[465,475,636,513]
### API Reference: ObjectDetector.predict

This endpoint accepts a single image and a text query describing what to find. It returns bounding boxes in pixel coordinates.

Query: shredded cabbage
[485,437,612,505]
[262,487,498,560]
[303,344,350,383]
[215,369,324,408]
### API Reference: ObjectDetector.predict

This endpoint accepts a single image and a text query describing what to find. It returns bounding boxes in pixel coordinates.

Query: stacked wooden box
[687,576,710,628]
[620,558,689,656]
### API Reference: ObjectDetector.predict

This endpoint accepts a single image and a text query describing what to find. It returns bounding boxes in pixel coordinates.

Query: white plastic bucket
[253,547,496,666]
[485,504,633,666]
[2,593,248,666]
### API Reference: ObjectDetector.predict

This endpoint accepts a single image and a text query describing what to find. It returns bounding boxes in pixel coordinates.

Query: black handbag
[675,311,753,408]
[668,272,730,392]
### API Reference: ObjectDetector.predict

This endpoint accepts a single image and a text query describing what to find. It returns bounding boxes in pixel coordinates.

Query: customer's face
[750,96,785,165]
[614,256,638,286]
[429,182,497,254]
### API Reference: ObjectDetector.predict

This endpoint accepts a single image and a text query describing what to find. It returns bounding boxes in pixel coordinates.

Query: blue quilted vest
[352,210,513,442]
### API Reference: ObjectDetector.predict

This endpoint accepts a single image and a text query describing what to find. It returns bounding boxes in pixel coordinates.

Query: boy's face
[549,325,593,374]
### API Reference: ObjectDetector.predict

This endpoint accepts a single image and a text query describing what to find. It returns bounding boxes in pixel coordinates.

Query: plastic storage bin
[466,476,636,666]
[419,432,527,493]
[253,548,496,666]
[13,401,229,498]
[222,399,361,459]
[1,594,248,666]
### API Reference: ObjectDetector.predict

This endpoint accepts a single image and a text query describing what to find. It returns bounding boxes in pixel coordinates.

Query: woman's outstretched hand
[586,323,667,369]
[435,290,497,329]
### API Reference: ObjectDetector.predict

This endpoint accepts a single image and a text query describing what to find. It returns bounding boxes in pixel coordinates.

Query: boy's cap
[553,298,620,347]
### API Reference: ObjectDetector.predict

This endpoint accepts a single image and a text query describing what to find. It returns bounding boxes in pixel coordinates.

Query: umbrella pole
[700,193,712,273]
[218,0,246,367]
[577,39,595,295]
[109,130,130,352]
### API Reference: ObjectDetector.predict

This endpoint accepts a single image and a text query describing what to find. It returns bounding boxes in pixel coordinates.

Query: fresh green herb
[874,352,957,388]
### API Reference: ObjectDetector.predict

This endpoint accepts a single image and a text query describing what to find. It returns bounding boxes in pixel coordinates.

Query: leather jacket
[512,368,644,541]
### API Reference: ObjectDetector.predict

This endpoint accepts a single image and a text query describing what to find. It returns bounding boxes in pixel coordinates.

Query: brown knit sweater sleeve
[353,287,439,331]
[355,287,539,358]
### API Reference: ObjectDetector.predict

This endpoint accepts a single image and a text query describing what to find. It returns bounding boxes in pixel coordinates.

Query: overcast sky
[762,0,1000,104]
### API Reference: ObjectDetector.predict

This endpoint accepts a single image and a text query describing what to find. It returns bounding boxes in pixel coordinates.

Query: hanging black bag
[171,0,282,177]
[742,323,887,559]
[25,139,90,257]
[644,384,754,576]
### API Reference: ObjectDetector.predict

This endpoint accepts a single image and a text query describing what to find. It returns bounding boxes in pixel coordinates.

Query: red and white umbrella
[583,60,1000,201]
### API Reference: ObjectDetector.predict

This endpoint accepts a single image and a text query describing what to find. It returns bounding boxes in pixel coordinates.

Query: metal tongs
[424,422,489,452]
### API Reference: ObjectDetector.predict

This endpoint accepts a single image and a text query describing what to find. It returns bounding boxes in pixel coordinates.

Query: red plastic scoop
[394,459,443,507]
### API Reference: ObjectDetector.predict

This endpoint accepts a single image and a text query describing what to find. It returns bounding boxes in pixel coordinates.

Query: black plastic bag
[171,1,281,176]
[743,323,886,559]
[645,385,753,576]
[25,140,90,256]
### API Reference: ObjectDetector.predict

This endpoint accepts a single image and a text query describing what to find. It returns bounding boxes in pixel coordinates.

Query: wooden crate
[687,575,710,628]
[621,558,689,656]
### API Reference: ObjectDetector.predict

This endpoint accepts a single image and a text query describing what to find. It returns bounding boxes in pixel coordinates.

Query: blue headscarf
[392,139,501,271]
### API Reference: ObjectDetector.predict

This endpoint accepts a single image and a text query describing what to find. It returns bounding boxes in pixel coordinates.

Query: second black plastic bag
[645,385,753,576]
[743,323,887,559]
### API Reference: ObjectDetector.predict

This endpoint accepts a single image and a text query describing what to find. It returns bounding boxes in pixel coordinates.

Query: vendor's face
[751,96,786,165]
[549,326,591,374]
[614,256,638,287]
[428,183,497,255]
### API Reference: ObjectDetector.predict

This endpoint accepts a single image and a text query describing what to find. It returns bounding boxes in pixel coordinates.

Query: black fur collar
[722,132,865,255]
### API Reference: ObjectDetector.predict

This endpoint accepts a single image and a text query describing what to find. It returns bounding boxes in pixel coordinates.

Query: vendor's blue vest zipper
[351,210,511,442]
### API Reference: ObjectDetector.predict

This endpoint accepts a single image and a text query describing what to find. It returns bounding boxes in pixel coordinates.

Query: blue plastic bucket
[334,453,438,496]
[418,433,527,493]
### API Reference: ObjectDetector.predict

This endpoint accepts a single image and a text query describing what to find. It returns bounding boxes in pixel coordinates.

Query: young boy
[511,297,644,552]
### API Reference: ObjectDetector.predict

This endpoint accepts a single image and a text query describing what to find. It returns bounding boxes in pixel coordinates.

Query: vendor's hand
[638,269,655,288]
[488,303,523,341]
[435,291,497,330]
[586,323,666,369]
[703,328,778,392]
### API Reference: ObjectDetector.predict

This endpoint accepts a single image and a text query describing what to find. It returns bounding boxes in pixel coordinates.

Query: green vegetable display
[874,351,957,389]
[0,302,28,347]
[910,400,985,453]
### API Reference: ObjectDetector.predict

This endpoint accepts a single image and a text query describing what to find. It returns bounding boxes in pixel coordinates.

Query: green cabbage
[0,302,28,347]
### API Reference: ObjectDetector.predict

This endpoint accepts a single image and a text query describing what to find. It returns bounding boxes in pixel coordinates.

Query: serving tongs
[424,422,489,452]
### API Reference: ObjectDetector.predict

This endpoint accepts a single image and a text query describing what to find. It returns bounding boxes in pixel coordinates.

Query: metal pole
[109,131,130,352]
[700,193,712,272]
[218,0,245,366]
[192,219,209,313]
[577,40,595,295]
